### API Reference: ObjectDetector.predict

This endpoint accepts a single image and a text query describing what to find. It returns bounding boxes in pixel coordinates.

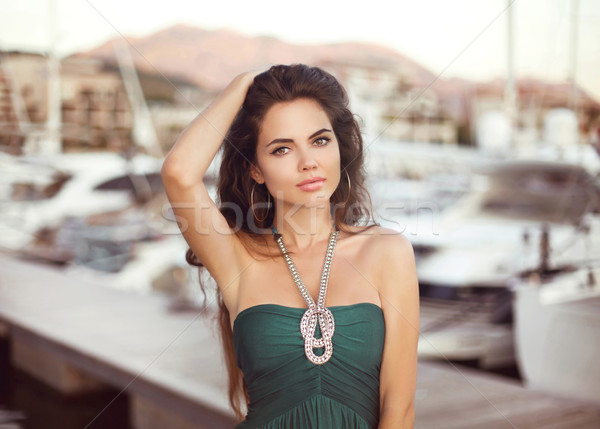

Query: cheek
[261,162,293,190]
[326,143,341,168]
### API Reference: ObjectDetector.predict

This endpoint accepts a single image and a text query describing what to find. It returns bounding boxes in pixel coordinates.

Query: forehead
[258,98,332,144]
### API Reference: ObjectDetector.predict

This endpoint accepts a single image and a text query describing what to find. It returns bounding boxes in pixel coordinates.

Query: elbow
[161,155,208,189]
[161,152,187,178]
[160,160,180,187]
[161,158,194,188]
[160,157,178,181]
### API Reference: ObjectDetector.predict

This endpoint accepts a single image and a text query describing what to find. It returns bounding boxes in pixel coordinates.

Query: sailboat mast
[568,0,579,138]
[504,0,518,153]
[45,0,62,154]
[113,38,162,159]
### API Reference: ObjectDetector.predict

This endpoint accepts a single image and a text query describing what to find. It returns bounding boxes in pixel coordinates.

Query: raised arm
[162,71,258,186]
[160,71,261,310]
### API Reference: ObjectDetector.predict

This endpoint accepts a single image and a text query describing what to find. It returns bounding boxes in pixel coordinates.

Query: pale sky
[1,0,599,100]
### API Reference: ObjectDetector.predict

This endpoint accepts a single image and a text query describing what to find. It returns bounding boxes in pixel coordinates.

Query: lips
[297,177,325,192]
[297,177,325,186]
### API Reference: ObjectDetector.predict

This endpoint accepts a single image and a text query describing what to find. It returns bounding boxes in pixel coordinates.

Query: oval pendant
[300,306,335,364]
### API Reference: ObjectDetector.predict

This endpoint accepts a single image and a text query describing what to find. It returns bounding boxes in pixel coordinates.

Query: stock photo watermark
[160,195,442,236]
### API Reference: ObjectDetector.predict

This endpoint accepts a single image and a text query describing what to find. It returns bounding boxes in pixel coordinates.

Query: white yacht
[391,158,599,369]
[512,264,600,405]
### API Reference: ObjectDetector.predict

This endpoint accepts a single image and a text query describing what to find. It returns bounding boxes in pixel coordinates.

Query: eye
[270,146,290,156]
[314,136,331,146]
[270,136,330,156]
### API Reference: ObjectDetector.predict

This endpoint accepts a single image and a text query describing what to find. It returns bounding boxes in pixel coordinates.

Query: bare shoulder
[362,226,414,257]
[342,224,413,257]
[360,226,417,291]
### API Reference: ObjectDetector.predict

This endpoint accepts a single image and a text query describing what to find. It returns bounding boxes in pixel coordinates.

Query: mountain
[69,24,438,91]
[69,23,598,116]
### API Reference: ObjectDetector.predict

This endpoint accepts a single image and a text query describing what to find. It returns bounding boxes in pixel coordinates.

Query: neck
[272,203,335,253]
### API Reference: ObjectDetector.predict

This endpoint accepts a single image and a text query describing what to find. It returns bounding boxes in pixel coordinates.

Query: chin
[302,192,332,208]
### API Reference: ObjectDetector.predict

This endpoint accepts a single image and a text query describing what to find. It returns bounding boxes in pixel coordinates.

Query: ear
[249,164,264,184]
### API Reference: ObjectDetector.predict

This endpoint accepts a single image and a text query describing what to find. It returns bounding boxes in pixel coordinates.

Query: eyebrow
[265,128,332,148]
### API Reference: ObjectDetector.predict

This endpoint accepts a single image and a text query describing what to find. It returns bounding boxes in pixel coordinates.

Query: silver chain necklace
[270,224,339,365]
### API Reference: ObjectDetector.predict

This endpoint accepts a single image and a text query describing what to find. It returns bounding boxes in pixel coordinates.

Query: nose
[300,152,318,171]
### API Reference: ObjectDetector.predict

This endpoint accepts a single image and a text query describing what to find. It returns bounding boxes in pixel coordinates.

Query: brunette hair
[185,64,379,422]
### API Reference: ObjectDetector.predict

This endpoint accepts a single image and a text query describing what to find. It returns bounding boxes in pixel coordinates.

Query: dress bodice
[232,302,385,428]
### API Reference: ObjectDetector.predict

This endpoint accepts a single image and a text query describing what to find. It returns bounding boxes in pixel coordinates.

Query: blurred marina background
[1,0,600,428]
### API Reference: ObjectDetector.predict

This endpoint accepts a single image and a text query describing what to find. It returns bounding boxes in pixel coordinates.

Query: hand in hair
[234,65,273,90]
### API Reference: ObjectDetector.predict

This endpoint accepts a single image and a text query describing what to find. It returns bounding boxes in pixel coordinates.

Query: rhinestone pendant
[300,305,335,364]
[271,224,339,365]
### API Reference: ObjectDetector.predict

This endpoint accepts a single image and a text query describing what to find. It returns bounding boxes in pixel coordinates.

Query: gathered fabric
[233,303,385,429]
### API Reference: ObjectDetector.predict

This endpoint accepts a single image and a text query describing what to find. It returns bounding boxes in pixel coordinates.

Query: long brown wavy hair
[185,64,379,423]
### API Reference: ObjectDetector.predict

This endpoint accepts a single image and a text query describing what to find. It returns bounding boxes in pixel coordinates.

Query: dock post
[130,394,212,429]
[10,332,110,395]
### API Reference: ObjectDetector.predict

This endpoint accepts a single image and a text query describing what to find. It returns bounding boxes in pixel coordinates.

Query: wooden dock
[0,254,236,428]
[415,359,600,428]
[1,254,599,428]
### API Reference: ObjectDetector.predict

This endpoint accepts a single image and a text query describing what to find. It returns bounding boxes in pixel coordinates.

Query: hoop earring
[334,169,351,207]
[251,181,271,222]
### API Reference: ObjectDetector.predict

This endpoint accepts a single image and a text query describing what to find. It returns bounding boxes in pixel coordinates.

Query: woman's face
[251,98,341,210]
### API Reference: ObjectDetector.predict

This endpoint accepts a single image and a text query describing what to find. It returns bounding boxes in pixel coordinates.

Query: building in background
[0,50,211,156]
[1,44,598,156]
[322,59,458,145]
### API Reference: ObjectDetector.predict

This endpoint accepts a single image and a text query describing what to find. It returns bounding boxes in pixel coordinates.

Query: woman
[161,64,420,428]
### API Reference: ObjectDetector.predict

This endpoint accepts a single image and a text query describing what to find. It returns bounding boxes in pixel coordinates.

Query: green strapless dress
[232,302,385,428]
